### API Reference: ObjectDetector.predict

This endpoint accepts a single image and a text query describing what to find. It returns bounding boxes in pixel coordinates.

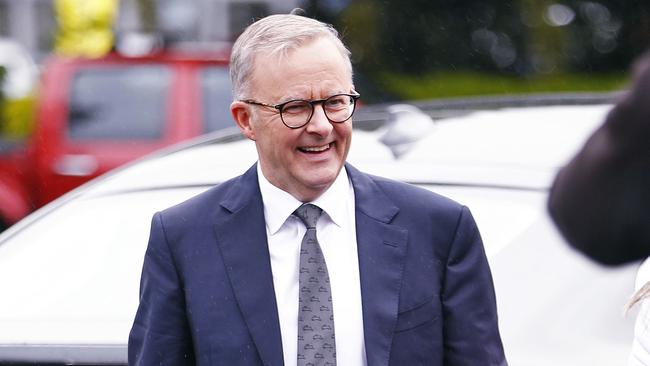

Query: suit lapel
[347,164,408,366]
[213,165,284,366]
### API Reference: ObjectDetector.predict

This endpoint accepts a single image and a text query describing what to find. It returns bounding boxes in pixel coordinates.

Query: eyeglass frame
[240,92,361,129]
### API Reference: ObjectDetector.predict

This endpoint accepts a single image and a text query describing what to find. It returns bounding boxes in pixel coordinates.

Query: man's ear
[230,101,256,141]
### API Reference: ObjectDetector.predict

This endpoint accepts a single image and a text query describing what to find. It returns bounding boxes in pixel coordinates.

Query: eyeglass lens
[280,94,356,128]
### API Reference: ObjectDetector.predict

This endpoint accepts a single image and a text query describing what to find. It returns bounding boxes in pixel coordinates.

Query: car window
[67,65,171,140]
[201,66,234,132]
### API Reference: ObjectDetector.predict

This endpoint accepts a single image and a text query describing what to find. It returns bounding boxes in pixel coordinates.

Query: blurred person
[548,52,650,266]
[128,12,506,366]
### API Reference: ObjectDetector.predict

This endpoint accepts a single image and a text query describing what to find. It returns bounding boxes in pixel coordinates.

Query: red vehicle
[0,143,31,230]
[0,50,233,230]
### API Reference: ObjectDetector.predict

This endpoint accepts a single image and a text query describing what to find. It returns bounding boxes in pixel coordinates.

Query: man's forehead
[254,36,348,67]
[249,42,352,98]
[255,37,325,63]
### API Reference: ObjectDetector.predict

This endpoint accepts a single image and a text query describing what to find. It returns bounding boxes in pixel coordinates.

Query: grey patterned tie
[294,204,336,366]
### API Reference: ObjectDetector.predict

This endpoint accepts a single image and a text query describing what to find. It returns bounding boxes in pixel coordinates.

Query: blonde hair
[229,14,352,100]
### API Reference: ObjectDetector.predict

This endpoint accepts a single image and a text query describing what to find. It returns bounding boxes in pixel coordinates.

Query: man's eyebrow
[271,92,305,103]
[279,95,303,102]
[281,91,350,102]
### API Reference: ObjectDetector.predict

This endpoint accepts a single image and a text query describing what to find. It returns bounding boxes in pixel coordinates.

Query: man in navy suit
[129,13,507,366]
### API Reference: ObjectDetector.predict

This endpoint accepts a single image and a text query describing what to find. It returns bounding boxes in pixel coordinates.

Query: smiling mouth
[299,143,332,153]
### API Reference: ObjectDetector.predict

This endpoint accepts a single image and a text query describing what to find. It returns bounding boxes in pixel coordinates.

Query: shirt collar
[257,164,352,235]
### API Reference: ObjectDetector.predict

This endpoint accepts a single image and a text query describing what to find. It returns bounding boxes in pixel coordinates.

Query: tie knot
[293,204,322,229]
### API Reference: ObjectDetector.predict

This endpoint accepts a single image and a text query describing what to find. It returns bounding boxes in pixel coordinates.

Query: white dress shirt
[257,164,367,366]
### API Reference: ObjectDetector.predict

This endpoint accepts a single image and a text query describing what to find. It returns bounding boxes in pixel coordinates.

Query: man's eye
[325,96,349,108]
[283,102,310,114]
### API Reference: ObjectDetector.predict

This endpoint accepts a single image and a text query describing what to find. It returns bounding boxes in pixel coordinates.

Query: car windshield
[201,66,234,133]
[67,65,171,140]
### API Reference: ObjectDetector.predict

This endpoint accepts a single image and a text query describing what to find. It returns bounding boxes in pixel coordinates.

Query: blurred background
[1,3,647,364]
[0,0,649,230]
[2,0,650,100]
[308,0,650,100]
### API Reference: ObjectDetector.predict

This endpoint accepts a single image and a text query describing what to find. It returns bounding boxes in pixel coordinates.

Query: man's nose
[305,103,333,135]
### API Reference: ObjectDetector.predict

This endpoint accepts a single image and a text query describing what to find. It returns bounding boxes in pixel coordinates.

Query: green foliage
[0,66,6,136]
[1,96,35,140]
[0,66,5,100]
[0,66,35,140]
[377,71,629,100]
[339,0,383,73]
[312,0,650,102]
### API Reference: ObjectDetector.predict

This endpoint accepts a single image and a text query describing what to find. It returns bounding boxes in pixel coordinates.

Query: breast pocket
[394,297,440,333]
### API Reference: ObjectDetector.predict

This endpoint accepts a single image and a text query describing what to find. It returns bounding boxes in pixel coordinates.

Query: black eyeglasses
[241,92,361,129]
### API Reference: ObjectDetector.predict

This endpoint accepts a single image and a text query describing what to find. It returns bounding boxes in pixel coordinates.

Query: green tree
[303,0,647,101]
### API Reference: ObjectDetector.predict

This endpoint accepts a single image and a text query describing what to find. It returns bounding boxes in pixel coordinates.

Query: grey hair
[230,14,352,100]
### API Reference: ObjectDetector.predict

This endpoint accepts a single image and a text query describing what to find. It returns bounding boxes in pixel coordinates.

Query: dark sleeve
[548,53,650,266]
[128,212,196,365]
[442,206,508,366]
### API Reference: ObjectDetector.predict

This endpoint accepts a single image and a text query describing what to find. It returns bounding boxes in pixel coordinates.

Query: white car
[0,96,639,365]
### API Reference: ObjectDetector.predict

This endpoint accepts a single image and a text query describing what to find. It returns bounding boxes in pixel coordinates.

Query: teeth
[302,144,330,152]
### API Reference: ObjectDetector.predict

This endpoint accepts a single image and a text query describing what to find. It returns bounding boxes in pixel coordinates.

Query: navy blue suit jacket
[129,163,507,365]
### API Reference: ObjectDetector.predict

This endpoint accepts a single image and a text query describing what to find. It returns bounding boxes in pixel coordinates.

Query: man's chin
[305,166,342,184]
[293,175,338,199]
